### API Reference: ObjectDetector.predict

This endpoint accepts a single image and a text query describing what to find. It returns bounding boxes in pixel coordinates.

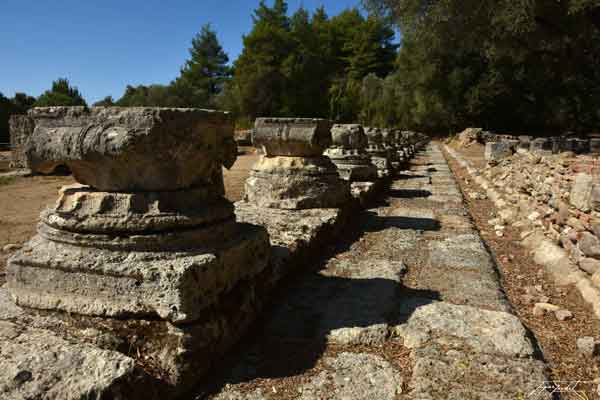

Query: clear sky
[0,0,363,104]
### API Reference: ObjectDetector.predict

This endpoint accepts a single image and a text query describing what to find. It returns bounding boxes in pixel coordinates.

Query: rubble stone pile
[484,136,598,163]
[446,142,600,318]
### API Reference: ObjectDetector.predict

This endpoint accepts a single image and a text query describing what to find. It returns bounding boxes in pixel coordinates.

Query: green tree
[0,92,36,144]
[326,9,397,122]
[35,78,87,107]
[116,84,185,107]
[231,0,294,118]
[93,96,115,107]
[229,2,398,123]
[11,93,36,114]
[0,93,14,144]
[174,24,231,108]
[283,6,330,117]
[362,0,600,132]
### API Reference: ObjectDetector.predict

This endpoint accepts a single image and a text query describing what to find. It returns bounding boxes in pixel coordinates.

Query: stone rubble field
[1,110,598,399]
[446,132,600,396]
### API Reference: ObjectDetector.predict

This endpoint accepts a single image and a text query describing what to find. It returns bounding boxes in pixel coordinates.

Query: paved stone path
[204,144,551,400]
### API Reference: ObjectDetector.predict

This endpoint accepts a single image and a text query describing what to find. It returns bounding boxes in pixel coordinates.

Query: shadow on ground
[191,185,442,398]
[387,189,432,199]
[359,213,441,232]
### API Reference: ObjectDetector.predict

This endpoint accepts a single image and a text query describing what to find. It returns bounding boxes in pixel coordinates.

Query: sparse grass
[0,176,16,186]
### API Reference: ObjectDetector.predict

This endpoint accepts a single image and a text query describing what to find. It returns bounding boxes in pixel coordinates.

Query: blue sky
[0,0,363,104]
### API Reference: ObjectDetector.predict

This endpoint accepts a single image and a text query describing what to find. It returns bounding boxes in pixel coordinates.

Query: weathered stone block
[365,127,392,177]
[579,232,600,259]
[592,184,600,212]
[8,115,34,170]
[7,223,269,323]
[244,156,351,209]
[570,173,593,212]
[330,124,368,150]
[26,107,236,191]
[518,135,532,149]
[246,118,351,209]
[484,141,513,162]
[0,320,141,400]
[530,138,551,153]
[253,118,332,156]
[43,183,233,235]
[325,124,378,182]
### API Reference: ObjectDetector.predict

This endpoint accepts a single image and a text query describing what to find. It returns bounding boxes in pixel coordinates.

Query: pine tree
[35,78,87,107]
[93,96,115,107]
[174,24,230,108]
[284,7,330,117]
[232,0,293,118]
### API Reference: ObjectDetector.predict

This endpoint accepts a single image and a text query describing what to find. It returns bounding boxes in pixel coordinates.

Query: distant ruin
[8,114,34,170]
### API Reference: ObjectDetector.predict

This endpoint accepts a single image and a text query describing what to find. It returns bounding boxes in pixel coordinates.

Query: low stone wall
[445,145,600,319]
[484,136,599,164]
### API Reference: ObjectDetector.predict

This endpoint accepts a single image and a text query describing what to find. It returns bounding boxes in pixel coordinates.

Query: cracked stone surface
[0,320,137,400]
[298,353,404,400]
[204,143,550,399]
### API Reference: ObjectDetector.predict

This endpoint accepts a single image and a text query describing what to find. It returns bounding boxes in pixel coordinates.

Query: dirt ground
[0,148,259,284]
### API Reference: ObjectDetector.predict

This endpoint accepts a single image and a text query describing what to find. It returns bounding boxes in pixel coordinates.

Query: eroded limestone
[245,118,351,209]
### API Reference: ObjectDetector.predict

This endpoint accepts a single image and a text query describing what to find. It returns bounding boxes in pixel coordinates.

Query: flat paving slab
[203,144,550,399]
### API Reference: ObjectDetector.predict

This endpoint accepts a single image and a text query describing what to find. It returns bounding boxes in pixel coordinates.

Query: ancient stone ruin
[381,128,402,170]
[449,139,600,319]
[10,108,550,399]
[324,124,381,204]
[3,107,271,396]
[8,115,34,170]
[324,124,377,182]
[245,117,351,209]
[364,127,392,178]
[390,129,408,164]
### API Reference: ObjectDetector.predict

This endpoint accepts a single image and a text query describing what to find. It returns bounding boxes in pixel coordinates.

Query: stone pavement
[202,143,551,399]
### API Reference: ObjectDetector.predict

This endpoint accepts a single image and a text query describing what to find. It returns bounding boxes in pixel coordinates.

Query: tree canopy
[113,23,231,108]
[222,1,397,125]
[362,0,600,132]
[172,23,231,108]
[0,92,36,144]
[34,78,87,107]
[3,1,597,135]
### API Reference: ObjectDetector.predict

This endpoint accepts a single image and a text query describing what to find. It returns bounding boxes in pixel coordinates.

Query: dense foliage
[34,78,87,107]
[220,1,397,125]
[2,0,598,137]
[362,0,600,133]
[0,92,35,144]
